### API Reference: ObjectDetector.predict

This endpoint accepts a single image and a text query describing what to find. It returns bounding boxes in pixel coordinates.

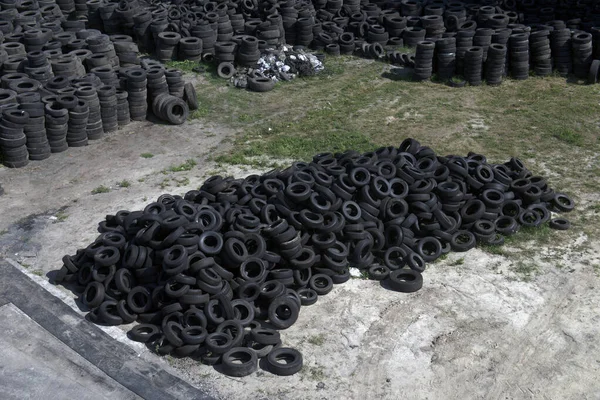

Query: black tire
[221,348,258,377]
[247,77,275,92]
[265,348,303,376]
[387,269,423,293]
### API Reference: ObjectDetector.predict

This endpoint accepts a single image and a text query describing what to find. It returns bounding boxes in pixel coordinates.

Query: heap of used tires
[0,13,200,169]
[53,138,574,377]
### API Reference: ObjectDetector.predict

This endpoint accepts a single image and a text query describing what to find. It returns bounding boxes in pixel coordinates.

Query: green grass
[140,153,154,158]
[164,60,199,73]
[117,179,131,188]
[450,257,465,266]
[32,269,43,277]
[54,210,68,223]
[307,334,326,346]
[91,185,110,194]
[163,159,197,173]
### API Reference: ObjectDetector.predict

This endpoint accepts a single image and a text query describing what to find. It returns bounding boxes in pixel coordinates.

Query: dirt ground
[1,115,600,400]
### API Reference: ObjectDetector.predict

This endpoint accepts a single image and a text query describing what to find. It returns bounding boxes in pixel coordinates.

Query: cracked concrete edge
[0,259,216,400]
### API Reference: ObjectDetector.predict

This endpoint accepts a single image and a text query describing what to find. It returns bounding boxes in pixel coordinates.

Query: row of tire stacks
[53,138,574,377]
[73,0,600,83]
[0,26,199,167]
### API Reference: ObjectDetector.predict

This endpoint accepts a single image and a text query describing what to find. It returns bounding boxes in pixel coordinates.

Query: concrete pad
[0,261,216,400]
[0,303,139,400]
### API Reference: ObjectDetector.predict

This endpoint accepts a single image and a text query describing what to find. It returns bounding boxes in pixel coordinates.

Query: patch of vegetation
[32,269,43,277]
[140,153,154,158]
[117,179,131,188]
[137,178,146,183]
[510,261,539,281]
[164,60,199,73]
[0,229,8,236]
[159,178,171,190]
[305,365,325,381]
[450,257,465,266]
[175,177,190,187]
[551,127,584,146]
[307,334,326,346]
[163,159,197,173]
[91,185,110,194]
[54,210,68,223]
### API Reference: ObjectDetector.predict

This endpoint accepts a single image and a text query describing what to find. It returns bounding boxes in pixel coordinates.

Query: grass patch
[551,127,584,146]
[91,185,110,194]
[304,366,325,381]
[307,334,326,346]
[164,60,199,73]
[450,257,465,266]
[510,261,539,281]
[117,179,131,188]
[163,159,197,173]
[54,210,68,223]
[140,153,154,158]
[31,269,43,277]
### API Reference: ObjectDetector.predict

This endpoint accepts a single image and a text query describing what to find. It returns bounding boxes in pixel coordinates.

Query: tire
[387,269,423,293]
[221,348,258,377]
[265,348,303,376]
[183,82,198,110]
[247,77,275,92]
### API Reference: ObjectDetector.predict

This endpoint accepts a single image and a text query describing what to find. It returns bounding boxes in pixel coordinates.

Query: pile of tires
[53,138,574,377]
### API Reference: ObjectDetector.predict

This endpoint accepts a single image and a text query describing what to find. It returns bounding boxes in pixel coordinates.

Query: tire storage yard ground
[2,0,600,399]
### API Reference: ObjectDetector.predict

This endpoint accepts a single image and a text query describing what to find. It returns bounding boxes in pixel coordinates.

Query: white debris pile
[231,46,324,89]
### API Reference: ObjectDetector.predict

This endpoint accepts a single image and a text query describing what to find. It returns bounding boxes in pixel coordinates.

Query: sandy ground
[1,118,599,400]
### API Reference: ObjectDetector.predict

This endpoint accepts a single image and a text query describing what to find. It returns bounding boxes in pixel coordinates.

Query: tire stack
[0,107,29,168]
[491,28,511,77]
[97,85,118,132]
[464,46,483,86]
[435,37,456,81]
[110,35,140,67]
[59,95,87,147]
[132,10,153,53]
[50,54,82,78]
[76,86,103,141]
[413,40,434,81]
[44,99,69,154]
[214,41,236,65]
[509,33,530,80]
[70,99,93,142]
[236,36,261,68]
[191,21,217,56]
[87,34,119,68]
[165,69,185,98]
[485,44,507,85]
[124,69,148,122]
[572,32,593,80]
[455,29,475,75]
[156,32,181,62]
[25,50,54,85]
[473,28,493,62]
[217,14,234,43]
[295,17,315,47]
[404,27,426,47]
[145,66,169,102]
[178,37,203,62]
[18,96,51,160]
[90,65,120,88]
[116,89,130,127]
[530,29,552,77]
[338,32,356,55]
[421,15,445,39]
[550,28,572,76]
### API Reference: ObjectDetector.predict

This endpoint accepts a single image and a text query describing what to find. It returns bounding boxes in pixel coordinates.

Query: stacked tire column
[124,69,148,122]
[76,86,104,141]
[97,86,118,132]
[0,107,29,168]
